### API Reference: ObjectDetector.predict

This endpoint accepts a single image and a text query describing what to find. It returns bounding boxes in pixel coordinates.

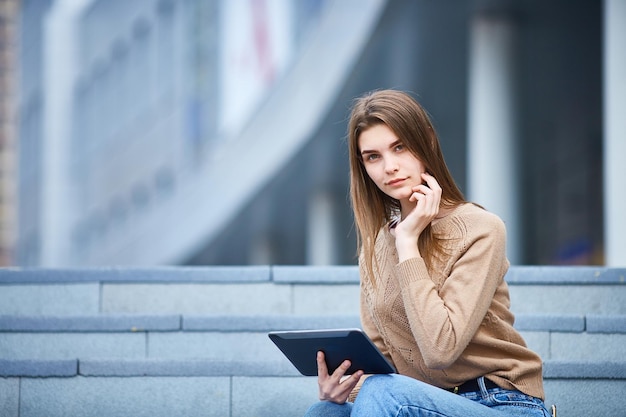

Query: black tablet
[268,328,396,376]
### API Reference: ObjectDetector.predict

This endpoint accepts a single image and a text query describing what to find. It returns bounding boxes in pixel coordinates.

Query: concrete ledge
[1,266,624,285]
[273,265,626,284]
[183,314,361,331]
[543,379,625,417]
[0,266,271,283]
[103,360,616,380]
[514,314,585,332]
[2,358,624,379]
[0,359,77,377]
[80,359,299,377]
[586,315,626,333]
[543,360,626,379]
[18,375,233,417]
[0,313,602,333]
[504,266,626,285]
[0,314,181,332]
[0,313,615,333]
[272,265,359,284]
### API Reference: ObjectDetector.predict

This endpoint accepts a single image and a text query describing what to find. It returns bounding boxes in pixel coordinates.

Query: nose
[384,156,399,174]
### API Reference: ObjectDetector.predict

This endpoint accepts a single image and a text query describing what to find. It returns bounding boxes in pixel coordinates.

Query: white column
[603,0,626,266]
[467,15,520,264]
[307,190,338,265]
[40,0,91,265]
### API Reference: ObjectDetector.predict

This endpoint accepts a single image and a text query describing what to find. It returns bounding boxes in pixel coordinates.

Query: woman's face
[358,123,427,203]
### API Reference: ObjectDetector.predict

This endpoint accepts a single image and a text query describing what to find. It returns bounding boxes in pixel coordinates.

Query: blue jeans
[303,374,551,417]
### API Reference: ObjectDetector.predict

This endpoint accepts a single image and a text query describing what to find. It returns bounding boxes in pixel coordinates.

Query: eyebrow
[360,149,376,158]
[360,139,403,157]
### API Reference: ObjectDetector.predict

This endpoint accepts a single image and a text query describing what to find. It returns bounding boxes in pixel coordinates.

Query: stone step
[0,358,624,417]
[1,314,624,363]
[0,266,625,316]
[1,266,624,416]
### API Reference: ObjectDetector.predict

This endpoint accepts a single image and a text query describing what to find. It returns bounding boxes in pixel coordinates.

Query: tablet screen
[268,328,396,376]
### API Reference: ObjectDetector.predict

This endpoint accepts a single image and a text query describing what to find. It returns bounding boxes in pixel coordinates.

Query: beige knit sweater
[353,203,545,401]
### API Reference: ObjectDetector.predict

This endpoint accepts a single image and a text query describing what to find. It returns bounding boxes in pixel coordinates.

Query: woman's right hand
[316,351,363,404]
[394,172,442,262]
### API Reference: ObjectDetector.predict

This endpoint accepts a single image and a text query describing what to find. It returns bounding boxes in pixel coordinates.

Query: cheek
[364,165,382,185]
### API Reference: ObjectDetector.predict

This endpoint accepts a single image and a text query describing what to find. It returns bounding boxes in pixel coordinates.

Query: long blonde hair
[348,89,466,280]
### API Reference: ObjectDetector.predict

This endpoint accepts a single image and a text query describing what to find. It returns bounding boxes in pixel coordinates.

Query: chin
[391,194,412,203]
[395,190,413,200]
[384,188,412,201]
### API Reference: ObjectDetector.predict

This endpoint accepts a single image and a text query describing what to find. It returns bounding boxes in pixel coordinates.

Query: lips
[386,178,406,186]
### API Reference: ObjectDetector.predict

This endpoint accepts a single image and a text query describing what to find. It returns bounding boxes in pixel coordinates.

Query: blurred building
[0,0,19,266]
[15,0,626,267]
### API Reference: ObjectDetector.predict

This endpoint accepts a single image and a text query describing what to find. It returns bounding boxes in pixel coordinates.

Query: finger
[410,186,430,196]
[342,371,365,395]
[411,183,436,197]
[421,172,442,192]
[330,359,352,382]
[409,189,430,204]
[335,370,364,401]
[317,351,329,379]
[409,192,439,219]
[335,371,363,399]
[318,366,361,403]
[351,370,364,383]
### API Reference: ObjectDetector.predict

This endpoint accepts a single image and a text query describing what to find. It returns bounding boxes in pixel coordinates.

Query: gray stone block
[550,333,626,361]
[272,265,626,285]
[0,378,18,416]
[0,359,77,377]
[0,284,100,315]
[101,283,292,314]
[509,286,626,314]
[182,314,361,331]
[0,333,146,360]
[0,314,181,332]
[0,266,271,283]
[79,358,299,377]
[148,331,286,362]
[504,266,626,284]
[514,314,585,332]
[2,266,624,286]
[273,265,359,283]
[292,284,360,315]
[544,379,626,417]
[544,360,626,379]
[519,331,550,360]
[19,376,230,417]
[586,314,626,333]
[232,376,318,417]
[2,360,625,417]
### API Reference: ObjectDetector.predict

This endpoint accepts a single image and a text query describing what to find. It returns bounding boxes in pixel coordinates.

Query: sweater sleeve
[395,212,508,369]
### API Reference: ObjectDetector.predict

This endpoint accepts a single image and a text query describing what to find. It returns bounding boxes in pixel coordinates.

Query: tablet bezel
[268,328,397,376]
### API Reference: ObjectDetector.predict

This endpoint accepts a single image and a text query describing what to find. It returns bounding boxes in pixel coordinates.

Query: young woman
[304,90,552,416]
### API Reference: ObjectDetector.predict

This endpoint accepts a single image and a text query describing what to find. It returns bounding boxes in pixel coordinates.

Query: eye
[394,144,405,152]
[365,153,380,162]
